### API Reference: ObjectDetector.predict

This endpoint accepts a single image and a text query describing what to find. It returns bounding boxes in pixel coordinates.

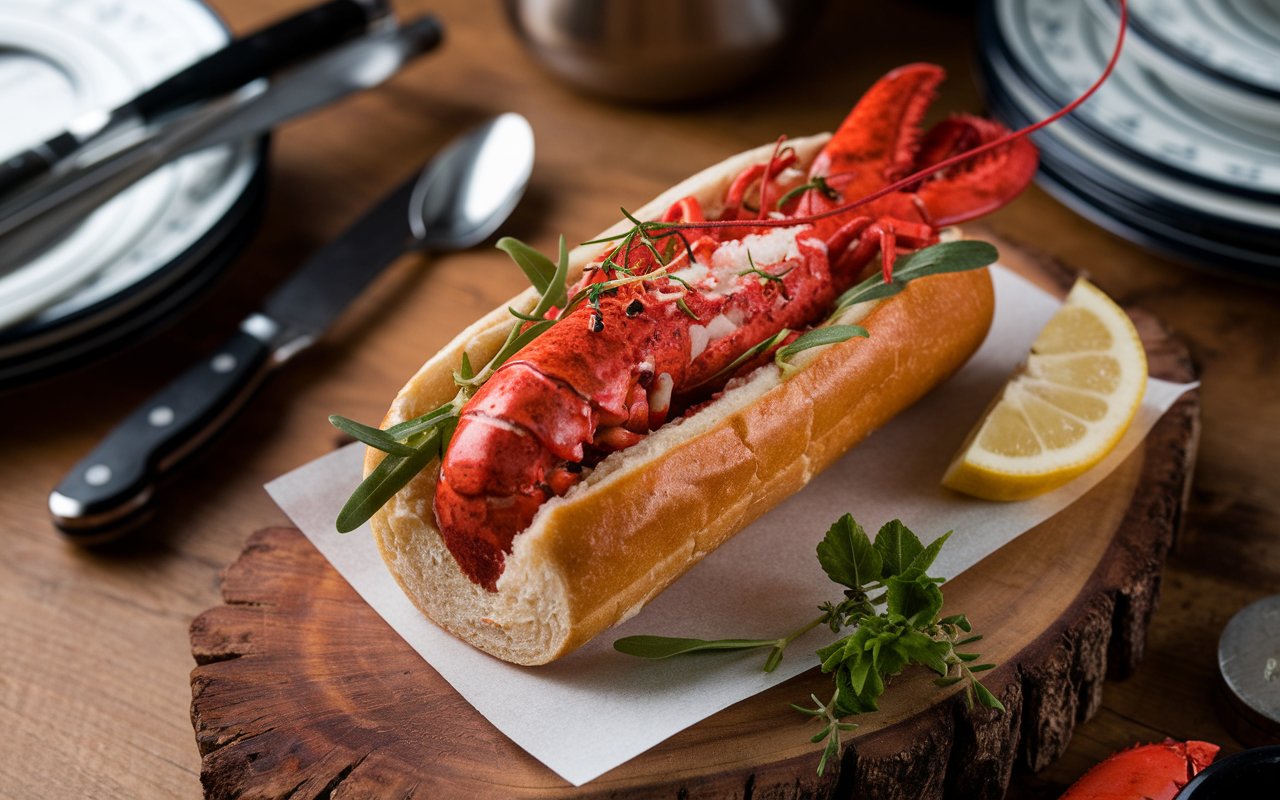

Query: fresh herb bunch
[614,515,1004,776]
[328,224,997,533]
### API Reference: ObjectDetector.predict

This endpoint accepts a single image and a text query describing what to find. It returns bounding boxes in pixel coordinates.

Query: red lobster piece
[1059,740,1220,800]
[435,64,1038,590]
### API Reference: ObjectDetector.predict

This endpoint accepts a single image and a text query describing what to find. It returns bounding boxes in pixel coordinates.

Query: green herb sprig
[738,250,794,286]
[706,239,998,384]
[329,223,697,532]
[614,515,1003,776]
[775,175,841,209]
[329,235,574,532]
[830,240,998,320]
[329,232,998,533]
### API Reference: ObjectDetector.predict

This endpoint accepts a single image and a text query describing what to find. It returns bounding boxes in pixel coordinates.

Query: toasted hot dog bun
[367,134,994,665]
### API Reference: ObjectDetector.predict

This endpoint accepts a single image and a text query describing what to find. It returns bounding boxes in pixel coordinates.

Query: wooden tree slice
[190,251,1198,799]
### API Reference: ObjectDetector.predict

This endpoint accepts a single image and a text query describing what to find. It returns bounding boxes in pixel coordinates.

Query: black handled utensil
[0,15,444,275]
[48,113,536,539]
[0,0,386,198]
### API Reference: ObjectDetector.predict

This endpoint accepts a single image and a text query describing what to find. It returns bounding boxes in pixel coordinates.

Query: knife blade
[46,114,535,538]
[0,16,444,274]
[0,0,387,198]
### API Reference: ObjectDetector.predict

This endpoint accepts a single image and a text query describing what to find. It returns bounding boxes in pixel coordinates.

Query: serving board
[188,246,1199,799]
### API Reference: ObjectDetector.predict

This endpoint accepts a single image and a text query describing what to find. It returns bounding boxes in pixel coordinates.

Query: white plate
[0,0,262,343]
[995,0,1280,197]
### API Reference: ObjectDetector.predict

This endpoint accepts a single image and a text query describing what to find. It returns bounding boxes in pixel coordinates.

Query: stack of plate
[977,0,1280,282]
[0,0,267,389]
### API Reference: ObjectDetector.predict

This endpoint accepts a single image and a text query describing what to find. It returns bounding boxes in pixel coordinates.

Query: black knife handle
[133,0,380,121]
[49,326,276,537]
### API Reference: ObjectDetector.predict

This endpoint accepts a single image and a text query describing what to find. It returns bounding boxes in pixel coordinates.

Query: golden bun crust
[367,134,994,665]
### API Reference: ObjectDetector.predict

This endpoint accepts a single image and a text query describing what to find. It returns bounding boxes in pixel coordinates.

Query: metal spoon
[49,113,536,539]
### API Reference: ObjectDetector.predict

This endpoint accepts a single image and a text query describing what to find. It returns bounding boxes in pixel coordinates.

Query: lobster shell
[367,134,994,665]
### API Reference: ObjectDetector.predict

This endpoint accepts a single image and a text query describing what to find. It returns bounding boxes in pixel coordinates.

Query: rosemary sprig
[675,297,700,321]
[738,250,794,286]
[776,175,841,209]
[615,515,1004,776]
[581,208,692,277]
[792,689,858,777]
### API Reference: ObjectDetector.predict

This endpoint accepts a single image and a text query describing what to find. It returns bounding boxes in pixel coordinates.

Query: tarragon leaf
[775,325,868,371]
[834,240,998,314]
[328,415,417,457]
[697,328,791,389]
[973,680,1006,711]
[497,236,557,296]
[612,635,778,659]
[384,403,458,440]
[335,427,442,533]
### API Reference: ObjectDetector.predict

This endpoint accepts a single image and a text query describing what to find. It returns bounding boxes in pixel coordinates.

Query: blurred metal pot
[502,0,828,103]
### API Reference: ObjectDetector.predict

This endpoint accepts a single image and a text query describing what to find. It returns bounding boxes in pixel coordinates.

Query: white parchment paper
[266,266,1195,786]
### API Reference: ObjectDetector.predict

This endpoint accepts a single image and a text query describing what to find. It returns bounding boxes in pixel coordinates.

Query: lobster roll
[370,139,996,664]
[368,65,1032,664]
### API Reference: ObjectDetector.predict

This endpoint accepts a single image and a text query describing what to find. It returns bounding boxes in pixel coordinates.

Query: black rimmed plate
[0,0,269,389]
[977,0,1280,282]
[1175,746,1280,798]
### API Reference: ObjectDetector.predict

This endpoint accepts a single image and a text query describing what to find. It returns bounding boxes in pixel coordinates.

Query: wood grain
[3,1,1277,798]
[187,253,1197,798]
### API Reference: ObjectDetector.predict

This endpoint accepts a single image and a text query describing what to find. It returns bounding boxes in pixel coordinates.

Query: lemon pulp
[942,279,1147,501]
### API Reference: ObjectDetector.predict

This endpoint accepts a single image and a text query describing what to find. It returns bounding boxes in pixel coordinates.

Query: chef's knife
[0,0,388,198]
[48,113,536,538]
[0,16,445,274]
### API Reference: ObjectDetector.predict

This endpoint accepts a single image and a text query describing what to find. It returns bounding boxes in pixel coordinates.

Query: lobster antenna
[672,0,1130,233]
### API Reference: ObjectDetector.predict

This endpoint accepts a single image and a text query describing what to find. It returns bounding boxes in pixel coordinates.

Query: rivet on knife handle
[49,324,275,536]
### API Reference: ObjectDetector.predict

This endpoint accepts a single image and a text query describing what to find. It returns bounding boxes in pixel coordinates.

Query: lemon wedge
[942,278,1147,501]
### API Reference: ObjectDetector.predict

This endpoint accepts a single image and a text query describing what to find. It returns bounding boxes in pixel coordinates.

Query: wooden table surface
[2,1,1277,797]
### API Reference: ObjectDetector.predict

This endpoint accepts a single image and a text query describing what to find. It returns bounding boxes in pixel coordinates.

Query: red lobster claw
[803,63,950,213]
[800,64,1038,283]
[912,114,1039,227]
[1059,740,1220,800]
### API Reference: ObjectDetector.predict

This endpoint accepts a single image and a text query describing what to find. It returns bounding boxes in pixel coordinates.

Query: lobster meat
[434,64,1038,590]
[1059,740,1220,799]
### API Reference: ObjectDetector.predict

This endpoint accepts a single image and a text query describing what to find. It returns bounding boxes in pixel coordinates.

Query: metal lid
[1217,595,1280,747]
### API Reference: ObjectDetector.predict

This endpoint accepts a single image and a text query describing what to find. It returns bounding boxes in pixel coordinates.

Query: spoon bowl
[410,112,535,250]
